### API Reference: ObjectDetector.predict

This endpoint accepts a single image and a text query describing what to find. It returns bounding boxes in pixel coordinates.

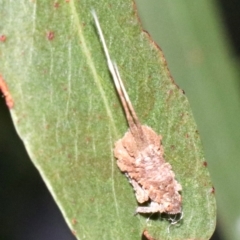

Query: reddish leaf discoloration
[0,35,6,42]
[0,75,14,109]
[54,2,59,8]
[71,218,77,225]
[142,229,156,240]
[47,31,54,41]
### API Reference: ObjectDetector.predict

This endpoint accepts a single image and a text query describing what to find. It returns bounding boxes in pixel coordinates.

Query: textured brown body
[114,125,182,214]
[92,11,182,215]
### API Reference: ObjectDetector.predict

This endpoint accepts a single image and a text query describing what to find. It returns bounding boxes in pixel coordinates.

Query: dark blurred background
[0,1,239,239]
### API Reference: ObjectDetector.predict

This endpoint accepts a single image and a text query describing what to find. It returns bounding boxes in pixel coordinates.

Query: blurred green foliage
[135,0,240,240]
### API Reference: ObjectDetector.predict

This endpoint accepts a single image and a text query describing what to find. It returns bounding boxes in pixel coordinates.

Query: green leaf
[0,0,216,239]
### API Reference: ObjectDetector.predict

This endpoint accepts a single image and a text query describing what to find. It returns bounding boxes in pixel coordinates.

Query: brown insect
[92,11,182,215]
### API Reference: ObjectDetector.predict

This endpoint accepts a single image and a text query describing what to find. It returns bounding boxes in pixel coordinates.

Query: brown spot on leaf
[210,187,215,194]
[47,31,54,41]
[72,218,77,225]
[54,2,59,8]
[85,136,92,144]
[203,161,207,167]
[171,145,175,150]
